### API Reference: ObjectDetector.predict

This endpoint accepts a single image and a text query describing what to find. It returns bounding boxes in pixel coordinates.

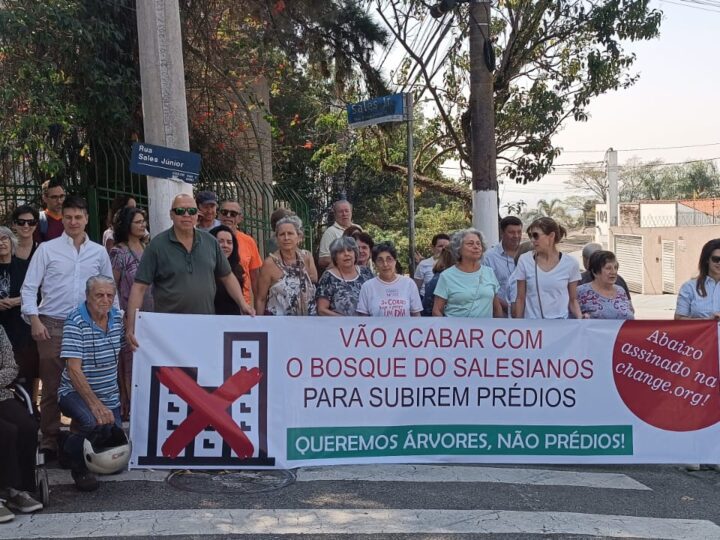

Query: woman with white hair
[0,227,37,397]
[316,237,373,316]
[255,215,317,315]
[432,229,501,318]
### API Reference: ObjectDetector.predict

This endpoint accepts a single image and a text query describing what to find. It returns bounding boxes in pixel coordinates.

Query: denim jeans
[58,391,121,472]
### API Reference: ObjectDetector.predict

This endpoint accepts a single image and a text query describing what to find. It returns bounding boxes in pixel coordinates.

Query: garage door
[662,240,676,294]
[614,235,643,293]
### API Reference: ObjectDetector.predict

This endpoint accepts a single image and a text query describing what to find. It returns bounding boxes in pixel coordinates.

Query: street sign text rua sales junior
[130,142,201,184]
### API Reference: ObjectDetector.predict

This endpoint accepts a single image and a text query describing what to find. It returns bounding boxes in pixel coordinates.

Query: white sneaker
[0,503,14,523]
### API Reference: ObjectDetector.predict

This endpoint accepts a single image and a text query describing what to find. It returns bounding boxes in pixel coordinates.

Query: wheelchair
[10,381,49,507]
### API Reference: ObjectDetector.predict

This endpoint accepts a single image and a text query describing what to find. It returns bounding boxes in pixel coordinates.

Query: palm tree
[522,198,568,224]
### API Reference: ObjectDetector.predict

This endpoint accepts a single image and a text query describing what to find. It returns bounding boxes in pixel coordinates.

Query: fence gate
[661,240,676,294]
[614,235,644,293]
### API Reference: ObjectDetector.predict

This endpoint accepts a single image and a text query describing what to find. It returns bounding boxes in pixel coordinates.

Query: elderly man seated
[58,275,124,492]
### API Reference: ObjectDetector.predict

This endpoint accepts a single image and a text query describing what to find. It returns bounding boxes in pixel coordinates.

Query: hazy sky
[498,0,720,210]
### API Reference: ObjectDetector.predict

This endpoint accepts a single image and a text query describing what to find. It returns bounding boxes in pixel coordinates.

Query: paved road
[3,463,719,539]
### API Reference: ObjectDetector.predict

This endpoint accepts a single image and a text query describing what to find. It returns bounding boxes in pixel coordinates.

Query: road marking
[3,509,716,539]
[47,465,650,491]
[296,465,652,490]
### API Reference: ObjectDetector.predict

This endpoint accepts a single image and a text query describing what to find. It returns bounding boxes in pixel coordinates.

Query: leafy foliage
[565,159,720,204]
[0,0,140,176]
[374,0,662,187]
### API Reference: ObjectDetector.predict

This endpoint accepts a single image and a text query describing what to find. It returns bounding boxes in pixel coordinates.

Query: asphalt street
[2,463,719,539]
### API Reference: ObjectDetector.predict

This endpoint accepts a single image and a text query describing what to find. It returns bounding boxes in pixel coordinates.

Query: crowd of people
[0,179,718,521]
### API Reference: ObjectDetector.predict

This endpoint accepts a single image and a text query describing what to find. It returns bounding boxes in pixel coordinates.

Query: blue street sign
[347,93,406,129]
[130,142,201,184]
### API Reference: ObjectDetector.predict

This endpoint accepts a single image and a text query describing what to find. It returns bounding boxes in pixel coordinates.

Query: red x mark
[157,366,263,459]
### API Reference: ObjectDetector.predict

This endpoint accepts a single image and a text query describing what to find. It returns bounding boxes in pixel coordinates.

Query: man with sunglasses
[21,195,114,459]
[125,194,253,350]
[218,200,262,305]
[34,178,66,243]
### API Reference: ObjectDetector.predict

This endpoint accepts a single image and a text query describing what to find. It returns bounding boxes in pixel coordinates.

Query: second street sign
[347,94,406,129]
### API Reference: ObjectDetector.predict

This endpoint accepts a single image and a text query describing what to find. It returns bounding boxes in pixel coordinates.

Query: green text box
[286,424,633,460]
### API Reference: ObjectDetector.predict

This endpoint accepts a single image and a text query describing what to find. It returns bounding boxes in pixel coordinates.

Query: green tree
[523,198,569,225]
[373,0,662,194]
[565,163,608,202]
[0,0,140,177]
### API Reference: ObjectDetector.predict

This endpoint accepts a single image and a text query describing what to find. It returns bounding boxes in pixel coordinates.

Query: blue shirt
[58,303,123,408]
[434,265,499,318]
[676,277,720,319]
[483,243,516,307]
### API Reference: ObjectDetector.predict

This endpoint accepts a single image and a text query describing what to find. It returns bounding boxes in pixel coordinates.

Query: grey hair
[329,236,359,265]
[0,226,17,254]
[582,242,602,260]
[275,214,303,234]
[85,275,116,296]
[332,200,352,212]
[450,228,487,262]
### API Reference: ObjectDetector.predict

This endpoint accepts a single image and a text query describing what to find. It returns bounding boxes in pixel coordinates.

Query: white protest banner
[130,314,720,469]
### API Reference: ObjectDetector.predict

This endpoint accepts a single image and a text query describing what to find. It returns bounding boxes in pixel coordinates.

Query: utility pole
[607,148,619,228]
[406,93,416,277]
[469,0,498,242]
[136,0,193,236]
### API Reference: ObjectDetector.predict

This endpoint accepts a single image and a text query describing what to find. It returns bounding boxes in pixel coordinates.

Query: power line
[561,142,720,153]
[662,0,720,13]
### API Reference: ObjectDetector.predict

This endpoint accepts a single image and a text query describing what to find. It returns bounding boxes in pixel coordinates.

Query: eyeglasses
[529,232,542,240]
[220,209,240,218]
[710,255,720,264]
[14,218,38,226]
[0,236,10,243]
[172,207,198,216]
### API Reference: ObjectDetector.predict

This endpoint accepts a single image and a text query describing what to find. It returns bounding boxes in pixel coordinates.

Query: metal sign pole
[406,93,416,277]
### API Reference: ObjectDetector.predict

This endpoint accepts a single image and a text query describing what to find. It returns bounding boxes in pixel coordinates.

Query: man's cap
[195,191,218,205]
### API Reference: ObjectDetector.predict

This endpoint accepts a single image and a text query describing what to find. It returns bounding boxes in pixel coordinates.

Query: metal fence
[195,168,311,256]
[0,141,309,253]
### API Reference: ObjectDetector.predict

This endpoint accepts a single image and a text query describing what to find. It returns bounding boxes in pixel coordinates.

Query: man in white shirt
[21,196,113,458]
[414,233,450,298]
[318,200,359,269]
[482,216,523,317]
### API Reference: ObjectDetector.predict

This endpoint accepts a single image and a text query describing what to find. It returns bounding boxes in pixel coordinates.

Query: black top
[214,265,245,315]
[0,256,31,349]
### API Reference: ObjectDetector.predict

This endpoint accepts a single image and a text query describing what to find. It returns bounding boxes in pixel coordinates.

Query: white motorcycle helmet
[83,426,132,475]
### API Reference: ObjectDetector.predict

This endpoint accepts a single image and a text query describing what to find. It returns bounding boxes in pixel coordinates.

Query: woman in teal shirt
[432,229,501,318]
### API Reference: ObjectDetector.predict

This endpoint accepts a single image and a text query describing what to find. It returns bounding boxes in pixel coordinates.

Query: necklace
[279,250,297,266]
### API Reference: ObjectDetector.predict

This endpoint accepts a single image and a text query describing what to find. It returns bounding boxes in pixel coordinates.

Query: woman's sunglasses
[14,218,38,226]
[528,232,542,240]
[172,207,199,216]
[710,255,720,264]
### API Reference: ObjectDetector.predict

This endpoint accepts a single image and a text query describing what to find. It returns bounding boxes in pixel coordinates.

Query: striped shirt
[58,303,123,408]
